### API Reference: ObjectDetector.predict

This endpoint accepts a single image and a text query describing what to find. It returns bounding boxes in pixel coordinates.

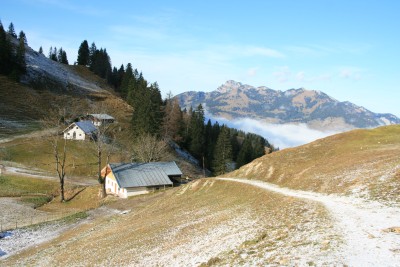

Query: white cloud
[296,71,306,82]
[295,71,332,83]
[205,112,338,149]
[339,67,363,80]
[247,67,258,77]
[273,66,291,83]
[242,46,285,58]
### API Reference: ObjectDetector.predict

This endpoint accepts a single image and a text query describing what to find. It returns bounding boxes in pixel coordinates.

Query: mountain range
[176,80,400,131]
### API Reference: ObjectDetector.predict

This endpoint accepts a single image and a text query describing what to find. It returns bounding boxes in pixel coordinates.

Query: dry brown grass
[2,179,339,266]
[226,125,400,203]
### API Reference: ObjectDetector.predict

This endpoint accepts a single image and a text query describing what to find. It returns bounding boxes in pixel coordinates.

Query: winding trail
[218,178,400,266]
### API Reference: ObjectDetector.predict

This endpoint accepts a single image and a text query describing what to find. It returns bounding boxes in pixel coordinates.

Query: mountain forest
[0,21,273,175]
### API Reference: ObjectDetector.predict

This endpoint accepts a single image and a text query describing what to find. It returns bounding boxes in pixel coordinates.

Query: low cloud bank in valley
[206,115,338,149]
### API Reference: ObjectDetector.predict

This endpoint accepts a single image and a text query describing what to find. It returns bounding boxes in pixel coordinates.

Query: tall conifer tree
[7,22,16,37]
[77,40,90,66]
[0,21,13,75]
[212,126,232,175]
[189,104,205,159]
[15,30,27,77]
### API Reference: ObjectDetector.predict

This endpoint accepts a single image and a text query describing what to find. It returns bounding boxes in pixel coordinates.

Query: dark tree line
[77,40,112,82]
[0,21,27,81]
[48,46,68,64]
[175,104,272,175]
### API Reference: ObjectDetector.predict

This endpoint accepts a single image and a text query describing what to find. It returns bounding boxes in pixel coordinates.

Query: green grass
[60,211,89,223]
[20,195,54,208]
[0,175,59,197]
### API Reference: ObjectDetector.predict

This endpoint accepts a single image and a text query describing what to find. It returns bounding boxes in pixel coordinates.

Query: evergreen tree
[236,137,253,168]
[251,134,266,159]
[89,47,111,79]
[204,119,214,168]
[212,126,232,175]
[110,66,118,88]
[88,42,97,68]
[7,22,16,38]
[0,21,13,75]
[58,48,68,64]
[130,82,151,135]
[38,46,43,54]
[120,63,133,98]
[115,64,125,90]
[57,48,63,63]
[15,30,27,76]
[49,46,58,61]
[77,40,89,66]
[148,82,163,135]
[189,104,205,159]
[18,30,27,44]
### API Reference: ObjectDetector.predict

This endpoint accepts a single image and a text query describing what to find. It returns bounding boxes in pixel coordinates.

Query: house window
[79,134,82,136]
[67,133,70,135]
[76,127,78,129]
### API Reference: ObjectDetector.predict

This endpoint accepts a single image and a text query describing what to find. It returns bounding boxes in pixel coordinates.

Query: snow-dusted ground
[4,166,55,180]
[219,178,400,267]
[22,45,105,93]
[0,206,121,259]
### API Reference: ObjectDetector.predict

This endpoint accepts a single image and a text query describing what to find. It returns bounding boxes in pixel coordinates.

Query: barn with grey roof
[102,162,182,198]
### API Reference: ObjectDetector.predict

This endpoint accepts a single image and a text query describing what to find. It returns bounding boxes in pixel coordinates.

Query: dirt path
[219,178,400,266]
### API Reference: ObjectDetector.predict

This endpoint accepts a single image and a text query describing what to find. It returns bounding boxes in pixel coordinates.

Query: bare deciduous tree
[131,133,168,163]
[42,107,72,202]
[92,123,117,198]
[89,106,118,198]
[162,92,183,142]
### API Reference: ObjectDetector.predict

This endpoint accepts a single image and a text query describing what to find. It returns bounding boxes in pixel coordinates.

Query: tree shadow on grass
[66,187,86,202]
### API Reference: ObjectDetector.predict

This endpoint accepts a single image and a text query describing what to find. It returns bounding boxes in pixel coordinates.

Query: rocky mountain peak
[217,80,243,93]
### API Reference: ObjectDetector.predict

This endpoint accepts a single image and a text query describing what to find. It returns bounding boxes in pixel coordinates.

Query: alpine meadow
[1,1,400,266]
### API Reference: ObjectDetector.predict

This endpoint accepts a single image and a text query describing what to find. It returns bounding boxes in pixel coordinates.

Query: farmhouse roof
[109,162,182,188]
[89,114,114,120]
[73,121,97,133]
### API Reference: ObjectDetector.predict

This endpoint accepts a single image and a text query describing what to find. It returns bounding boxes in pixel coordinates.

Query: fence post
[15,220,18,229]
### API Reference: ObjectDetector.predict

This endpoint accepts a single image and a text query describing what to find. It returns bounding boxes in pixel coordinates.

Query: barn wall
[125,187,150,197]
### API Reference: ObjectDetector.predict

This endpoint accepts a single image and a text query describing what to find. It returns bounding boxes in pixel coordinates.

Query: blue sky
[3,0,400,117]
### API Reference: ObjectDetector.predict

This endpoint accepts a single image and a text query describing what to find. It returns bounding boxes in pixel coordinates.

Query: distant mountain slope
[0,39,131,139]
[225,125,400,204]
[176,80,400,131]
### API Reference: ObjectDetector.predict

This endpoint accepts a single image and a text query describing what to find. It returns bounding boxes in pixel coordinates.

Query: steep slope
[0,37,133,140]
[226,125,400,204]
[176,80,400,131]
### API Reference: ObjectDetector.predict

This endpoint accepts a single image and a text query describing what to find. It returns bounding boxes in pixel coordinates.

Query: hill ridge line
[217,177,400,266]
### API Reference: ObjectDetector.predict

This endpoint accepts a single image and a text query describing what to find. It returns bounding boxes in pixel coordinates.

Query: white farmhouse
[101,162,182,198]
[63,121,97,141]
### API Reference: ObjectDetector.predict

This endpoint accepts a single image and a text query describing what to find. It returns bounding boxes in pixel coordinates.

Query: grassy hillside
[0,71,132,141]
[226,125,400,204]
[2,179,340,266]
